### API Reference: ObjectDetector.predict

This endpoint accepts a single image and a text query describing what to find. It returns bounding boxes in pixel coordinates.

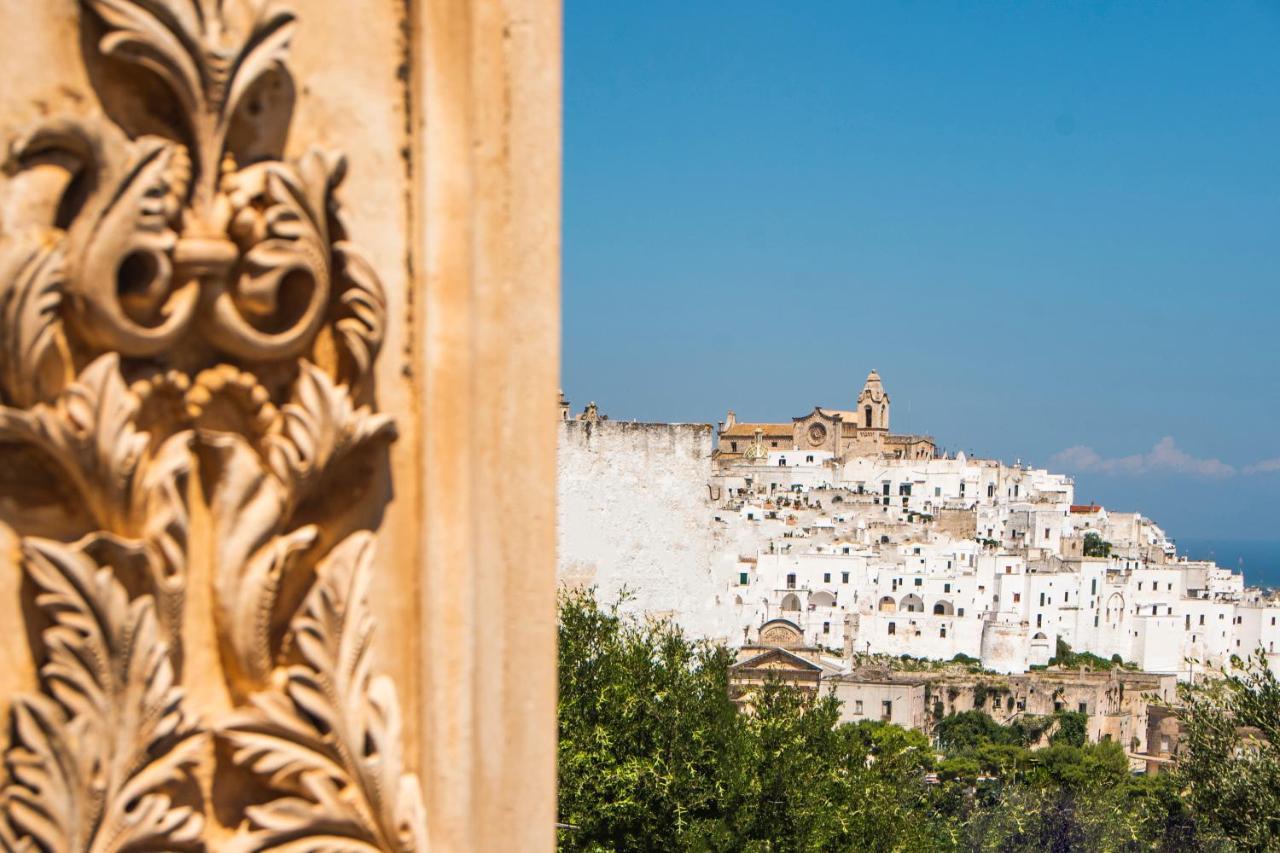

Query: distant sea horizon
[1177,538,1280,590]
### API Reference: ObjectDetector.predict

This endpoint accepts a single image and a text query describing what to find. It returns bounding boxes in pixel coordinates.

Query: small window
[939,626,947,638]
[739,572,748,586]
[823,621,830,634]
[914,578,923,587]
[958,608,965,617]
[855,700,863,714]
[1013,593,1021,603]
[731,441,738,452]
[786,573,796,589]
[842,572,850,583]
[888,622,896,635]
[1036,614,1042,627]
[881,700,892,721]
[1078,702,1088,714]
[1199,615,1205,625]
[944,583,951,593]
[823,572,831,583]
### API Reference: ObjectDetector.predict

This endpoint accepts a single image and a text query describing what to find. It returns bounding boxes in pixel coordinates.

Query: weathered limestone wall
[936,507,978,539]
[0,0,560,849]
[558,421,737,640]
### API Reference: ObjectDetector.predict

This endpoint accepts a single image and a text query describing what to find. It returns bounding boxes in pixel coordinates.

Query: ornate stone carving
[222,534,427,852]
[0,1,422,847]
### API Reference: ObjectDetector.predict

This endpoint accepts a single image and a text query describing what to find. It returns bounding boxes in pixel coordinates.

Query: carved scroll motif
[0,1,422,848]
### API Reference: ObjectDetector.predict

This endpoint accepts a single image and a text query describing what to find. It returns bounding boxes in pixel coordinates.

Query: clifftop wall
[558,421,735,640]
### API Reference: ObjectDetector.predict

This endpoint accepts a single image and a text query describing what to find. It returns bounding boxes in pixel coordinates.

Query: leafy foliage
[1175,649,1280,851]
[1083,532,1113,558]
[559,589,1206,852]
[1050,638,1137,671]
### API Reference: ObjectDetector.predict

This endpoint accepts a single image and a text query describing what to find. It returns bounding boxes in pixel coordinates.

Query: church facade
[717,371,936,462]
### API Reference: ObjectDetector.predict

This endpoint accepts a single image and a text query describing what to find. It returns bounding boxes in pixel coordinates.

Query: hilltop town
[557,373,1279,757]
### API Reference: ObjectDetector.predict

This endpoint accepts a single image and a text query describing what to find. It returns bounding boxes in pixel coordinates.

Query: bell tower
[856,370,890,431]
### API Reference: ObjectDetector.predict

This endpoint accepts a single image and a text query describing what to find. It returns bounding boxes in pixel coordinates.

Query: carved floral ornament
[0,1,425,849]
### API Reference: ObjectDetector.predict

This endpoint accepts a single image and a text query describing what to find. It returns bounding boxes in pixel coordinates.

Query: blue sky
[563,1,1280,542]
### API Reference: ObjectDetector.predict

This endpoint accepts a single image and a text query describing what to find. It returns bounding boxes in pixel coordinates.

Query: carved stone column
[0,1,561,850]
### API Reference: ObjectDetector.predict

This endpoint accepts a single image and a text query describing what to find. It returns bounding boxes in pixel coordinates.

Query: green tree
[1175,649,1280,850]
[1083,532,1112,558]
[557,588,745,849]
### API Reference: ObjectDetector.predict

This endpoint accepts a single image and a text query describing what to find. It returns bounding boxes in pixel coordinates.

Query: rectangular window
[823,621,830,635]
[958,608,965,617]
[1078,702,1088,714]
[1036,614,1042,628]
[1013,593,1021,603]
[944,583,951,593]
[940,626,947,638]
[1091,578,1097,594]
[786,574,796,590]
[823,572,831,583]
[915,578,923,586]
[888,622,896,635]
[881,700,893,721]
[855,700,863,714]
[739,572,748,586]
[935,487,942,497]
[842,572,850,583]
[1039,593,1045,606]
[1199,614,1205,626]
[1044,528,1050,539]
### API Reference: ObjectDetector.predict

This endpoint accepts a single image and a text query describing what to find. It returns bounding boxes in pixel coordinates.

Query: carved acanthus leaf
[265,362,396,512]
[221,533,426,853]
[204,428,306,694]
[0,354,149,533]
[85,0,298,201]
[0,229,72,408]
[332,241,387,388]
[0,357,192,639]
[0,538,203,851]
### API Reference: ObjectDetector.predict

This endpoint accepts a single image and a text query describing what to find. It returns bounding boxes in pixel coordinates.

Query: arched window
[933,600,955,616]
[878,596,897,613]
[900,594,924,613]
[811,591,837,608]
[781,593,801,611]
